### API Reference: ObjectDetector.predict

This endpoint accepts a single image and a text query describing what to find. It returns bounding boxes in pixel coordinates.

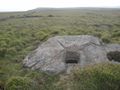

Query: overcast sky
[0,0,120,11]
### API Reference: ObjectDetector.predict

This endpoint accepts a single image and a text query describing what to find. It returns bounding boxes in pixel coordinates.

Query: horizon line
[0,6,120,12]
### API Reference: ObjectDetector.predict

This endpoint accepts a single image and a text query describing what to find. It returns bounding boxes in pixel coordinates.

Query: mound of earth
[23,35,120,74]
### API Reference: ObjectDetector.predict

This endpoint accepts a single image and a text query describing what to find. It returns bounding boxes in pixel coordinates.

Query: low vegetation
[57,63,120,90]
[0,8,120,89]
[5,76,37,90]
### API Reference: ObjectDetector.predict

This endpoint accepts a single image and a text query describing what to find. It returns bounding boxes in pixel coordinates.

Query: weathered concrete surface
[23,35,120,74]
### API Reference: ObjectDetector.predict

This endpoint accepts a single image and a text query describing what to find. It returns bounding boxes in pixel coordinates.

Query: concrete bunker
[107,51,120,62]
[65,51,80,64]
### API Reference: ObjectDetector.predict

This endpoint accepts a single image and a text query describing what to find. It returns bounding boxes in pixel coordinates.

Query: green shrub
[57,63,120,90]
[112,32,120,38]
[48,15,54,17]
[51,30,60,36]
[5,76,38,90]
[0,48,7,58]
[102,37,111,43]
[0,80,4,90]
[35,31,49,41]
[25,71,59,90]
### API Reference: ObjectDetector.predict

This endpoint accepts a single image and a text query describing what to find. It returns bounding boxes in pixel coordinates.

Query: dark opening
[107,51,120,62]
[65,51,79,64]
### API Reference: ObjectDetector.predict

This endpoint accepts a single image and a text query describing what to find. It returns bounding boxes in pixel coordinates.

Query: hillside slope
[0,8,120,90]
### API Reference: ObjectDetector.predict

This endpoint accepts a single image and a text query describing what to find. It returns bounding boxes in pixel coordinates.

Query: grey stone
[23,35,120,74]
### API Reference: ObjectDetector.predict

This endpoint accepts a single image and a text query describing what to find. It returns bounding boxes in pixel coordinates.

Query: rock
[23,35,120,74]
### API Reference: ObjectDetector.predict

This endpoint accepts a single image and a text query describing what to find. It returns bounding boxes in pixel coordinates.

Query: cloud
[0,0,120,11]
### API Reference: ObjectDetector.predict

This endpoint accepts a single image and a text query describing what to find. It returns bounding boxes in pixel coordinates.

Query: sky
[0,0,120,11]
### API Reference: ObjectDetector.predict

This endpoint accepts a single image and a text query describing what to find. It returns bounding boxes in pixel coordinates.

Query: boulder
[23,35,120,74]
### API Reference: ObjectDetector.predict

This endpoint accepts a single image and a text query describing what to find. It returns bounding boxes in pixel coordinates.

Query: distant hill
[29,7,120,12]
